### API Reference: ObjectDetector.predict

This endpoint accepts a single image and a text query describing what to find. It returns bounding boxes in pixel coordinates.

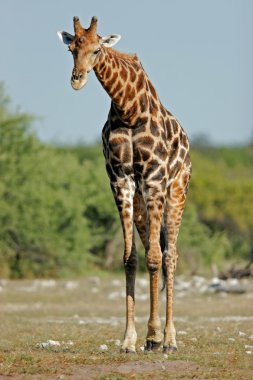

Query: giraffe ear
[101,34,121,47]
[57,31,74,45]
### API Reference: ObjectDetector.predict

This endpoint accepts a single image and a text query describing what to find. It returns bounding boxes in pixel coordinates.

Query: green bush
[0,85,92,277]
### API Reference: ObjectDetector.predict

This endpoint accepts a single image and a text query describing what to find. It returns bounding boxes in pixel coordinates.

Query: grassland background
[0,276,253,379]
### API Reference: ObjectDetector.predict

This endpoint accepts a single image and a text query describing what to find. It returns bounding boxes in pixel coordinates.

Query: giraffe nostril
[72,73,79,81]
[72,72,84,81]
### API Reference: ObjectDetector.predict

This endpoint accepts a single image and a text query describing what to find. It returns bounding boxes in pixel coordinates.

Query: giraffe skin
[58,16,192,354]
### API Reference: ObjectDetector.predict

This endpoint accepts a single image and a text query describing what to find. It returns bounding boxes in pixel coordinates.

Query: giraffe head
[57,16,121,90]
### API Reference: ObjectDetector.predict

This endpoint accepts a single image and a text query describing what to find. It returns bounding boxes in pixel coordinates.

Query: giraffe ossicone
[58,16,192,354]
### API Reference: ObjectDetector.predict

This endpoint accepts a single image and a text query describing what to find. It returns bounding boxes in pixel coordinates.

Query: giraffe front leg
[121,240,138,353]
[145,266,164,351]
[112,180,137,353]
[145,195,165,351]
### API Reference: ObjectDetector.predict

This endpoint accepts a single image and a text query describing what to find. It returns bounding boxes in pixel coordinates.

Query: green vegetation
[0,84,253,277]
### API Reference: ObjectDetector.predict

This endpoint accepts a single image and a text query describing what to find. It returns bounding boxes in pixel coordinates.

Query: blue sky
[0,0,252,145]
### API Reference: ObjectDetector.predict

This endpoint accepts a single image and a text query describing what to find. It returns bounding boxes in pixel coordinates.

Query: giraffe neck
[94,47,156,126]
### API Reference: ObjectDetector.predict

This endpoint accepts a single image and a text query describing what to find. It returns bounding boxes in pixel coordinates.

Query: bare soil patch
[0,360,199,380]
[74,359,198,380]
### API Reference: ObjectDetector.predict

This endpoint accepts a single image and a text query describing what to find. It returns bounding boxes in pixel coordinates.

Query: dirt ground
[0,275,252,379]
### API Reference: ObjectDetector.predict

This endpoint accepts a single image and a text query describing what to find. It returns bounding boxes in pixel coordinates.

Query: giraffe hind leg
[160,223,168,291]
[163,161,191,353]
[111,179,138,353]
[133,191,148,251]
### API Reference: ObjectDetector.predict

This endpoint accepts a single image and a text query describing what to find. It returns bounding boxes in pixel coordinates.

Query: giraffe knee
[124,251,138,273]
[124,259,137,273]
[146,253,162,273]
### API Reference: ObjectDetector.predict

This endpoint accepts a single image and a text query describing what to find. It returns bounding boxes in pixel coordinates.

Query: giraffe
[58,16,192,353]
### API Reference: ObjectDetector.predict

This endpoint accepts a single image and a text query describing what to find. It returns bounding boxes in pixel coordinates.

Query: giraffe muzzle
[72,72,84,81]
[71,70,88,90]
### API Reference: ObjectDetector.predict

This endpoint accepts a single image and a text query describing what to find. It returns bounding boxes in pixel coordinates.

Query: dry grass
[0,275,252,379]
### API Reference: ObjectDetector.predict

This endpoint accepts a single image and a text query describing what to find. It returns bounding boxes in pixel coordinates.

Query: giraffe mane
[107,47,139,63]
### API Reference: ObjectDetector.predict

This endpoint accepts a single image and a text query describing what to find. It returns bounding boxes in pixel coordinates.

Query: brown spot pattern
[179,148,186,160]
[150,119,160,137]
[165,119,173,140]
[143,160,160,179]
[169,138,179,163]
[171,119,178,134]
[120,65,128,81]
[137,135,155,148]
[106,66,112,78]
[129,67,136,82]
[136,72,145,93]
[169,160,181,179]
[139,93,148,113]
[150,98,158,115]
[109,136,129,148]
[134,116,149,127]
[127,85,136,102]
[111,80,122,96]
[106,72,118,89]
[122,145,131,163]
[151,166,165,181]
[148,80,157,99]
[154,142,168,161]
[139,148,151,162]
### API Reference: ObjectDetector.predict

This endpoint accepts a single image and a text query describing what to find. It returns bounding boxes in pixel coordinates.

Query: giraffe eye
[94,48,101,55]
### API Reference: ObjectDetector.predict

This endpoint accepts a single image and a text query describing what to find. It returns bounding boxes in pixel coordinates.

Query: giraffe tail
[160,224,167,292]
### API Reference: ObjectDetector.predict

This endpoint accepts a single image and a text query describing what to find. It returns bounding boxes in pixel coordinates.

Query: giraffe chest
[102,121,170,188]
[102,124,134,179]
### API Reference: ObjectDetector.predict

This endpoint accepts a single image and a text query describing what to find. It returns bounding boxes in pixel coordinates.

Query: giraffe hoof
[145,340,162,352]
[120,347,136,354]
[163,345,177,354]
